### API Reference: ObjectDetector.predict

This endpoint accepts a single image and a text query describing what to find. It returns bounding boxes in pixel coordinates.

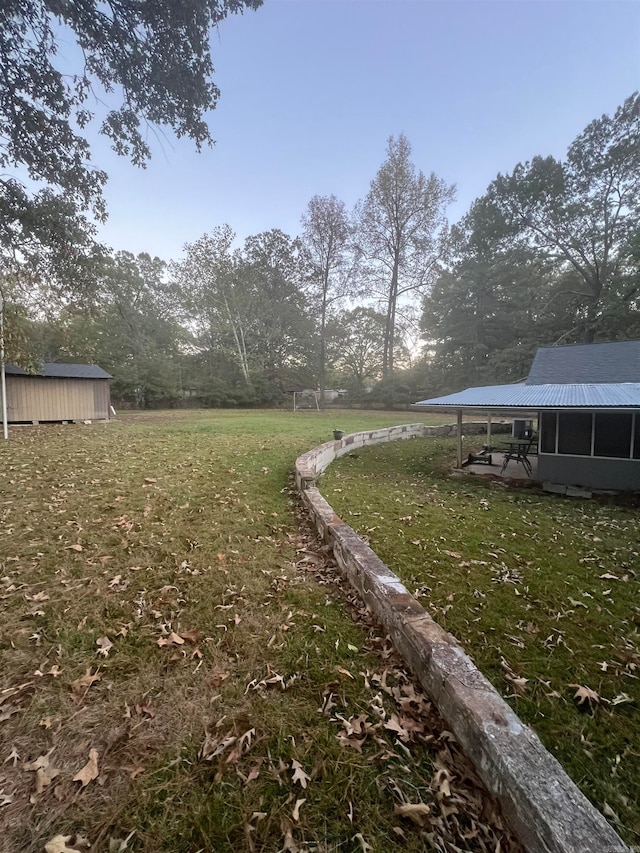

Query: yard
[0,410,521,853]
[322,436,640,845]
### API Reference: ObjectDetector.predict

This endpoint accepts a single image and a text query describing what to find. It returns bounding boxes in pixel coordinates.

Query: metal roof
[5,362,112,379]
[527,340,640,384]
[414,383,640,410]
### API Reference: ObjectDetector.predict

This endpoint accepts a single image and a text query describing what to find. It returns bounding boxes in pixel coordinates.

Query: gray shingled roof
[527,341,640,385]
[5,362,112,379]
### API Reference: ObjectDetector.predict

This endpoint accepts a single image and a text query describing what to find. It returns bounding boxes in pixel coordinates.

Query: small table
[499,438,535,476]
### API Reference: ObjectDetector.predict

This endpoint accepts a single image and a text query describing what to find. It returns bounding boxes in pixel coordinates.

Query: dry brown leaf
[73,748,99,788]
[352,833,373,853]
[96,636,113,657]
[384,714,410,741]
[207,669,229,688]
[245,760,263,784]
[157,631,185,647]
[4,746,19,766]
[179,629,199,644]
[143,477,157,484]
[291,798,306,821]
[71,668,101,699]
[24,749,61,794]
[68,544,83,552]
[290,759,310,789]
[336,666,354,680]
[394,802,431,827]
[280,817,299,853]
[44,836,83,853]
[505,673,529,694]
[569,684,600,707]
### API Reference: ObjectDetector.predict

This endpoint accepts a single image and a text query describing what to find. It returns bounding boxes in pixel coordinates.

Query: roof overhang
[413,382,640,413]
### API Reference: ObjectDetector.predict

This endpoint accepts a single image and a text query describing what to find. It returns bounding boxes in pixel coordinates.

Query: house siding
[7,377,111,422]
[538,453,640,491]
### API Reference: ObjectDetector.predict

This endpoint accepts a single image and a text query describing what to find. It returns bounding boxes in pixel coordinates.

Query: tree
[328,306,386,395]
[488,92,640,342]
[237,229,314,394]
[300,194,354,404]
[33,251,184,404]
[0,0,263,294]
[173,228,314,402]
[172,225,253,384]
[355,133,455,383]
[421,198,557,392]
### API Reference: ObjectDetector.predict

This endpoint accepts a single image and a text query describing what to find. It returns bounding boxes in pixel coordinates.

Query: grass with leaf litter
[0,410,521,853]
[323,436,640,845]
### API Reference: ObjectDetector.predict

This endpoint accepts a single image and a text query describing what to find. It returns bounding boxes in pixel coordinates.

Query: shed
[5,363,112,424]
[414,341,640,492]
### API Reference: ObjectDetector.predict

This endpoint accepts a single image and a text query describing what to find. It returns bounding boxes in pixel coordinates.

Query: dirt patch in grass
[0,411,521,852]
[323,436,640,845]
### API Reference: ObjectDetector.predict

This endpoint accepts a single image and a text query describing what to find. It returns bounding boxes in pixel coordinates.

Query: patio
[459,450,539,481]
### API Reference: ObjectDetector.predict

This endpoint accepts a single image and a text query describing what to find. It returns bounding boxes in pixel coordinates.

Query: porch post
[456,409,463,468]
[486,413,492,449]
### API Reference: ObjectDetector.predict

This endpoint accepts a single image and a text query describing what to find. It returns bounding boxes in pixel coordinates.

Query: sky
[87,0,640,262]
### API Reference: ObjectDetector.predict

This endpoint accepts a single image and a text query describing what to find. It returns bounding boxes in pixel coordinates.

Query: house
[414,341,640,492]
[4,363,112,424]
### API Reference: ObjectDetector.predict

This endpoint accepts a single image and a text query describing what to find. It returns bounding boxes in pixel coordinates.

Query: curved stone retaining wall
[295,425,628,853]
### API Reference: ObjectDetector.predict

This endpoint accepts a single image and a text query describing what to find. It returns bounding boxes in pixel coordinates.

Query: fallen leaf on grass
[24,749,61,794]
[73,748,99,788]
[243,760,263,784]
[0,682,34,722]
[290,759,310,789]
[207,669,230,688]
[4,746,19,766]
[108,830,136,852]
[569,684,600,707]
[157,632,185,647]
[505,673,529,695]
[611,693,634,706]
[353,833,373,852]
[96,636,113,657]
[143,477,157,484]
[394,802,432,827]
[179,629,199,644]
[70,668,101,700]
[68,544,83,552]
[44,836,84,853]
[291,798,306,821]
[336,666,354,680]
[280,817,299,853]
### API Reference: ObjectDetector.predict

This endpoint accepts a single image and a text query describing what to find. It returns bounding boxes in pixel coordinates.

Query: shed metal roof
[414,383,640,410]
[527,341,640,384]
[5,363,112,380]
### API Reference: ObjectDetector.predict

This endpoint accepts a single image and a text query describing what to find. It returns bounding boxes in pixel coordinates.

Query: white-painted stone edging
[294,424,629,853]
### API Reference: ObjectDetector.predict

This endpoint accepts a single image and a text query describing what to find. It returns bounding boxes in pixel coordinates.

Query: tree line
[1,4,638,407]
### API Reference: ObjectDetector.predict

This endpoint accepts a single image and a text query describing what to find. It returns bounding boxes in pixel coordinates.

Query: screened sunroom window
[540,412,556,454]
[594,413,632,458]
[558,412,592,455]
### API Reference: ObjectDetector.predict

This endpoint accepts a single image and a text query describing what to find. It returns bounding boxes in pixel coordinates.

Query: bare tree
[355,134,455,382]
[301,195,354,404]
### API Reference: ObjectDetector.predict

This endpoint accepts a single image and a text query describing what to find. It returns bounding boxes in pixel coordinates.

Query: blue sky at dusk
[90,0,640,261]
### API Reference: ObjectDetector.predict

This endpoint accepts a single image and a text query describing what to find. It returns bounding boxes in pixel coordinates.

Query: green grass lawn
[0,410,520,853]
[322,436,640,845]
